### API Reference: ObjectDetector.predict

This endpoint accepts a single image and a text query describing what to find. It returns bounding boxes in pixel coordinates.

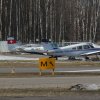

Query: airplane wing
[81,51,100,56]
[14,47,45,55]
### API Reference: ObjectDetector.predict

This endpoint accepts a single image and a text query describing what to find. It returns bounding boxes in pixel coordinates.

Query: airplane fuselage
[47,47,100,57]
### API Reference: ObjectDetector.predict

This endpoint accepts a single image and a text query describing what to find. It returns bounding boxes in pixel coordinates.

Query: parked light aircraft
[6,37,44,53]
[8,38,100,60]
[38,39,100,60]
[14,43,44,54]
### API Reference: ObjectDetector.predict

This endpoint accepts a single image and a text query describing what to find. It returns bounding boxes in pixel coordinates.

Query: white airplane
[14,43,44,54]
[10,38,100,60]
[39,39,100,60]
[6,37,44,54]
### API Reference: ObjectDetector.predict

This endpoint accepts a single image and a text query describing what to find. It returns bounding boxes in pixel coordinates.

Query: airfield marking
[56,69,100,73]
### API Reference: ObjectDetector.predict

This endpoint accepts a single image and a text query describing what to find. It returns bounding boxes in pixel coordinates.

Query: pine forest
[0,0,100,43]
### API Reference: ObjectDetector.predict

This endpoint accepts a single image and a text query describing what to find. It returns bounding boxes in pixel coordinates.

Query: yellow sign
[39,58,55,70]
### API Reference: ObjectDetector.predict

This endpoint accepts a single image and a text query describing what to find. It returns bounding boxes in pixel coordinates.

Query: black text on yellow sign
[39,58,55,70]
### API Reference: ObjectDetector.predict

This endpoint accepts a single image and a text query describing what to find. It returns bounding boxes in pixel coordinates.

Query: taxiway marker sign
[39,58,55,70]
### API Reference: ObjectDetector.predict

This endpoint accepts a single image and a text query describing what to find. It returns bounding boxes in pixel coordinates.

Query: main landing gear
[68,56,76,60]
[49,56,58,60]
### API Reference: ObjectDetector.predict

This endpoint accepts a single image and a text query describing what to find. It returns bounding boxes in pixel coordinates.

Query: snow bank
[0,55,38,60]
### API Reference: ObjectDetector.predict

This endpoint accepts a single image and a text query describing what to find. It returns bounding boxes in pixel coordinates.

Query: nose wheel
[49,56,58,60]
[68,56,75,60]
[85,56,89,61]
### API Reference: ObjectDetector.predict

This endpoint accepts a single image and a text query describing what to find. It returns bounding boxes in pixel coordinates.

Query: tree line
[0,0,100,43]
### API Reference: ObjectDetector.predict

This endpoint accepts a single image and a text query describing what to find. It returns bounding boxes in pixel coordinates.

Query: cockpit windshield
[83,45,94,49]
[89,45,94,48]
[51,43,58,49]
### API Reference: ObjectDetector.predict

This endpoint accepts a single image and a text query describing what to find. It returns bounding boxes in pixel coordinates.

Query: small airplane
[14,43,44,54]
[9,38,100,60]
[39,39,100,60]
[6,37,44,54]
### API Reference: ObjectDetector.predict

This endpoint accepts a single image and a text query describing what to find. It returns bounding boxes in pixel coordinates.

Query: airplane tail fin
[41,39,58,51]
[7,37,21,52]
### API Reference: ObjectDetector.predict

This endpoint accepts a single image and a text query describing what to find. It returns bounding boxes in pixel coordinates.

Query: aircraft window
[72,47,76,50]
[51,43,58,48]
[77,46,82,50]
[89,45,94,48]
[84,45,90,49]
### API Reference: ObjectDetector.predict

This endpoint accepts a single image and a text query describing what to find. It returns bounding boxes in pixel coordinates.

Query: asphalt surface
[1,95,100,100]
[0,65,100,73]
[0,76,100,89]
[0,66,100,73]
[0,54,100,98]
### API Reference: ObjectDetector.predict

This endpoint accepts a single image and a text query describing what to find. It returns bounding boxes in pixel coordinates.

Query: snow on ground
[0,55,39,60]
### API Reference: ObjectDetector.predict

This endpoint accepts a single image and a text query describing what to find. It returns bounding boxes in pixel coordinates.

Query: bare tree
[0,0,2,39]
[0,0,100,42]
